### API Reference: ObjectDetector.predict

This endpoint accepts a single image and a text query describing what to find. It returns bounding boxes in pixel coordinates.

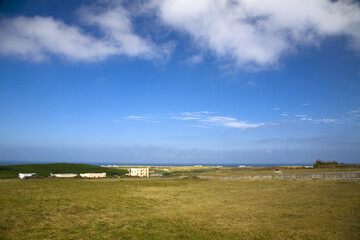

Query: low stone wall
[201,172,360,180]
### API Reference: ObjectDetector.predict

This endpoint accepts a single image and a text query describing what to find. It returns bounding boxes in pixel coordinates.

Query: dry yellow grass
[160,166,360,177]
[0,178,359,239]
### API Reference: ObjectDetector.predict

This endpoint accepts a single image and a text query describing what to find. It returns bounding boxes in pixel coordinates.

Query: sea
[0,160,313,167]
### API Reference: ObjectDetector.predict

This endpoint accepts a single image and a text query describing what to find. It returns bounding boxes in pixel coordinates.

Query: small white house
[80,173,106,178]
[19,173,36,179]
[127,168,149,177]
[50,173,78,178]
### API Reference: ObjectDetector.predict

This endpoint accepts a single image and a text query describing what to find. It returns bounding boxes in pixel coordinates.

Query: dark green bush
[313,160,339,168]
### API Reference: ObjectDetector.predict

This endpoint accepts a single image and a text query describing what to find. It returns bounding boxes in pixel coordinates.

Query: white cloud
[127,110,340,128]
[300,117,313,121]
[0,3,171,62]
[170,111,265,129]
[314,118,337,123]
[348,108,360,121]
[202,116,265,129]
[0,16,109,62]
[78,3,170,59]
[126,115,150,120]
[171,116,200,121]
[295,114,314,121]
[150,0,360,69]
[2,0,360,68]
[125,115,163,124]
[189,124,210,129]
[295,114,338,123]
[179,111,215,117]
[349,107,360,115]
[272,107,281,111]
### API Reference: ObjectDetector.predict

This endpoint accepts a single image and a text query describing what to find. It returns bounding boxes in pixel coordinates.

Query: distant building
[50,173,78,178]
[19,173,36,179]
[80,173,106,178]
[150,173,163,177]
[239,165,246,168]
[127,168,149,177]
[101,165,120,167]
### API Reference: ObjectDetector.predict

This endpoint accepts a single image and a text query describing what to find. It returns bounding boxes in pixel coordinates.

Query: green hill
[0,163,128,178]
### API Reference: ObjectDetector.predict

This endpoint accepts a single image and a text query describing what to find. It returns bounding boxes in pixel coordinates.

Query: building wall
[18,173,36,179]
[129,168,149,177]
[80,173,106,178]
[51,173,78,178]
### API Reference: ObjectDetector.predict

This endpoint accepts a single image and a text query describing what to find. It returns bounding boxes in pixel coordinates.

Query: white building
[19,173,36,179]
[50,173,78,178]
[80,173,106,178]
[128,168,149,177]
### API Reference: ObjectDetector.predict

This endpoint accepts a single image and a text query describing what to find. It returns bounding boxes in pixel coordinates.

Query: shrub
[313,160,339,168]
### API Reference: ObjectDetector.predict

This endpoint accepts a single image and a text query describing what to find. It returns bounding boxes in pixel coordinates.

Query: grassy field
[0,163,128,178]
[195,166,360,177]
[2,163,357,179]
[150,165,360,177]
[0,178,359,240]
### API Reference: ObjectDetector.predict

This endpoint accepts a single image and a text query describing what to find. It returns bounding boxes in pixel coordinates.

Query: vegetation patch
[0,163,128,178]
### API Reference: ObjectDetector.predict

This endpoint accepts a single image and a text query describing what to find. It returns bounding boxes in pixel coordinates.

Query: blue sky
[0,0,360,165]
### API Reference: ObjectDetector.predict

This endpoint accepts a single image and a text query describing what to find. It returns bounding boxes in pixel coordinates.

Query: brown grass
[0,178,359,239]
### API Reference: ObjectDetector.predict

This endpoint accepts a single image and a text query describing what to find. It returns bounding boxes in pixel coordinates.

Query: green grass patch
[0,163,128,178]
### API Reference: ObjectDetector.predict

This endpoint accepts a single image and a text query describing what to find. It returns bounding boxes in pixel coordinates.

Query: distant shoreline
[0,161,318,167]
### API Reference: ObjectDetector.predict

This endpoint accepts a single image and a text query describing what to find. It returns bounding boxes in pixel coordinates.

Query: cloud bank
[0,0,360,68]
[0,2,171,62]
[150,0,360,69]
